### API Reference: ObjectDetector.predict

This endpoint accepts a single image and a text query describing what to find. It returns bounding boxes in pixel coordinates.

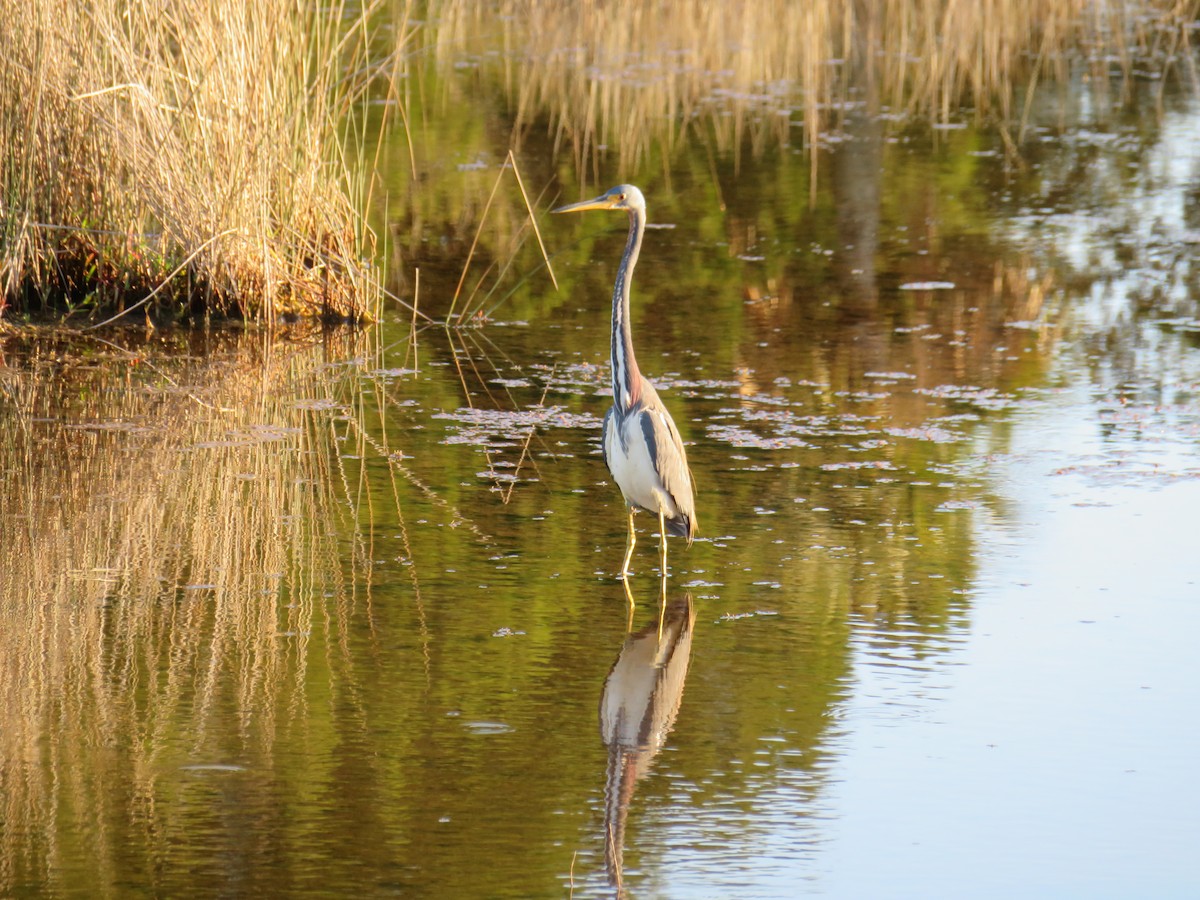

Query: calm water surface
[3,42,1200,900]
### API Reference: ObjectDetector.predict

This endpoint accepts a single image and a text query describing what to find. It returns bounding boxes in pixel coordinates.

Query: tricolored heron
[552,185,697,581]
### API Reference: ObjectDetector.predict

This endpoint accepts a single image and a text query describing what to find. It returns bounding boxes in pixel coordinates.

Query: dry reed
[0,0,386,323]
[430,0,1198,173]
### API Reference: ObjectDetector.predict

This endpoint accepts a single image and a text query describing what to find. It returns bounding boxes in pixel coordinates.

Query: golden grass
[3,0,1194,323]
[431,0,1198,172]
[0,0,386,323]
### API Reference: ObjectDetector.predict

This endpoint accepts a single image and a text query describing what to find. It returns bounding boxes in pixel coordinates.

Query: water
[3,33,1200,900]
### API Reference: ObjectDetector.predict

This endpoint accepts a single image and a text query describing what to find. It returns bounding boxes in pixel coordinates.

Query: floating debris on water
[293,397,342,410]
[937,499,982,510]
[1154,317,1200,332]
[181,763,246,774]
[369,367,421,378]
[820,460,897,471]
[886,426,960,444]
[436,406,599,447]
[915,385,1021,410]
[717,610,780,622]
[707,423,815,450]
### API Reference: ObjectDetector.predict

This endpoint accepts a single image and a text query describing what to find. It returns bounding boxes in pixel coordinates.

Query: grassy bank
[0,0,382,324]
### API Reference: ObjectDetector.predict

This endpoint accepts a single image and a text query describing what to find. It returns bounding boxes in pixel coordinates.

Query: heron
[552,184,697,583]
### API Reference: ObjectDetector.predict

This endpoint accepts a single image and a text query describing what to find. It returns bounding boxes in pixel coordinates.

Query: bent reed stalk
[0,0,383,323]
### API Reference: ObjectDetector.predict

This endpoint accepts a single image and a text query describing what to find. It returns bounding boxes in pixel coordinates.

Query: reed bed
[0,331,393,892]
[430,0,1198,173]
[0,0,384,323]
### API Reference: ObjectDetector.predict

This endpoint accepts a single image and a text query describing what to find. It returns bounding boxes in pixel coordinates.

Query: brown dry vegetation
[0,0,385,323]
[434,0,1199,173]
[2,0,1196,324]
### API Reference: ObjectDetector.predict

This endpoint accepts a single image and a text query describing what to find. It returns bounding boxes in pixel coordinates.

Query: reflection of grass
[431,0,1196,170]
[373,0,1195,321]
[0,330,402,892]
[0,0,384,322]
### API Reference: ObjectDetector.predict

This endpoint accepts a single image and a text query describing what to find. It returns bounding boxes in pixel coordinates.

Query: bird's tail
[666,511,696,545]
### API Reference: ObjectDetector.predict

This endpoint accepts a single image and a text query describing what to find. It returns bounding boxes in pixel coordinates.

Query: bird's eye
[618,193,626,200]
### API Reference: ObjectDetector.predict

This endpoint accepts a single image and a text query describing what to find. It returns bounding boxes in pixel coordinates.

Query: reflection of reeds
[0,331,386,893]
[430,0,1196,171]
[0,0,384,321]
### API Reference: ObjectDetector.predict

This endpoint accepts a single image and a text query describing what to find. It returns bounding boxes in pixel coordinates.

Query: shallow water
[3,37,1200,900]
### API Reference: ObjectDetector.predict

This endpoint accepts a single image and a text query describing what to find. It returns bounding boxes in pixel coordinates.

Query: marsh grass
[0,0,388,323]
[373,0,1197,322]
[431,0,1198,173]
[0,329,433,891]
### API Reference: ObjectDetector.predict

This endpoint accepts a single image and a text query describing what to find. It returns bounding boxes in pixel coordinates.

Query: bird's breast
[604,407,680,518]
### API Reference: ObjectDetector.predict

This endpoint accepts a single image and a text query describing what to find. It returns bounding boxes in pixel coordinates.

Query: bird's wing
[601,405,615,472]
[638,404,696,534]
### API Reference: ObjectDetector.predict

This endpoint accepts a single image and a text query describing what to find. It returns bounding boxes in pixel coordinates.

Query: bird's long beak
[551,193,615,214]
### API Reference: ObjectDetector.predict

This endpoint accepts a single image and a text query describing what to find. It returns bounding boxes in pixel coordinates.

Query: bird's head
[552,184,645,215]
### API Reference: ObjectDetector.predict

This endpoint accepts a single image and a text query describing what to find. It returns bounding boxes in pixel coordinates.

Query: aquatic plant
[430,0,1198,171]
[0,0,387,323]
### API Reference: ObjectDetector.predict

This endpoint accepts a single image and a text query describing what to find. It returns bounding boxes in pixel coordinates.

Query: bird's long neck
[612,205,645,413]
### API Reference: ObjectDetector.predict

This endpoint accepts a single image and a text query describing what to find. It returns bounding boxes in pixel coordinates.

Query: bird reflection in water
[599,591,696,894]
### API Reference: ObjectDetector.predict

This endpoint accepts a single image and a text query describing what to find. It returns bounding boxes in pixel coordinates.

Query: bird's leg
[658,507,668,577]
[657,570,667,640]
[655,508,669,638]
[622,577,636,630]
[620,507,636,579]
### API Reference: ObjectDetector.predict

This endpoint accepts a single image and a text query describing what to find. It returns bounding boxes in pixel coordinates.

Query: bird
[552,184,697,583]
